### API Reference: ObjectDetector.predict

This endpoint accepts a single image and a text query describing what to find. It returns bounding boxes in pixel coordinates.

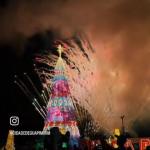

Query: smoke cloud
[1,0,150,136]
[1,0,150,42]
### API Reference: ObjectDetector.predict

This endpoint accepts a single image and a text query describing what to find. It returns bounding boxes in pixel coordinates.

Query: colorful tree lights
[43,45,80,146]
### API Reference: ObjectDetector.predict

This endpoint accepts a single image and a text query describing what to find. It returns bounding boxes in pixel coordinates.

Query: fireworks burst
[34,34,113,134]
[14,73,48,119]
[15,33,150,137]
[14,34,102,137]
[34,34,124,135]
[75,104,100,139]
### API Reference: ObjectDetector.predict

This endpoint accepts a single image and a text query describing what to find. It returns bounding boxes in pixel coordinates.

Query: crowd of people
[2,127,150,150]
[43,127,134,150]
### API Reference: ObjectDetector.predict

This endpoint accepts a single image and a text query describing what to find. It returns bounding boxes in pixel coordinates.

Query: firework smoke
[34,33,150,136]
[3,0,150,136]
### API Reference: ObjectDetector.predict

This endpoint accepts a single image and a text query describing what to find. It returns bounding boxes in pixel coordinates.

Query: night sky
[2,0,150,144]
[0,30,55,143]
[0,0,65,143]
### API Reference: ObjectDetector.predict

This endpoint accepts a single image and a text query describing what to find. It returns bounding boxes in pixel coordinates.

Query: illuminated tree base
[43,121,80,146]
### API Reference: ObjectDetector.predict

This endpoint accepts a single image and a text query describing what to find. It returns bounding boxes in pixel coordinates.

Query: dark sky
[0,29,55,142]
[1,31,150,142]
[0,0,63,143]
[1,0,150,142]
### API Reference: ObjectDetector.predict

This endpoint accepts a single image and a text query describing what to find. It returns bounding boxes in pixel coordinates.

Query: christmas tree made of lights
[5,130,15,150]
[43,45,80,145]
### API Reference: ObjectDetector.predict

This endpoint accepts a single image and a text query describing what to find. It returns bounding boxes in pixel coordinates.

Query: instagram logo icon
[10,116,19,126]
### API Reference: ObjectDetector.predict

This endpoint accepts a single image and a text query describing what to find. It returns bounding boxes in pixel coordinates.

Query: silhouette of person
[115,134,127,150]
[146,146,150,150]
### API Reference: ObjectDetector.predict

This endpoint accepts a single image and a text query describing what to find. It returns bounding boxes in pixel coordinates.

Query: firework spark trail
[34,98,46,116]
[14,81,30,99]
[34,65,52,101]
[14,76,37,102]
[36,36,115,134]
[64,44,110,130]
[41,94,47,105]
[33,103,45,119]
[24,73,43,99]
[74,104,100,137]
[15,73,48,117]
[43,106,47,112]
[18,34,148,135]
[126,85,150,130]
[15,75,30,92]
[41,92,48,105]
[14,35,115,135]
[15,80,46,117]
[34,64,43,87]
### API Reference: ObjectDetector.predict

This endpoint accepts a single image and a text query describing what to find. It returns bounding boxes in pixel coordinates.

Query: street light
[121,116,125,134]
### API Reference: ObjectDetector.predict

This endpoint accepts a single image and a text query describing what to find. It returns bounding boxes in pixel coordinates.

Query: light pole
[121,116,125,134]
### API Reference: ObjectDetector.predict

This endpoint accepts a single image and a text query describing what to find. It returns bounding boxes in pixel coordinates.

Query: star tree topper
[57,45,64,57]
